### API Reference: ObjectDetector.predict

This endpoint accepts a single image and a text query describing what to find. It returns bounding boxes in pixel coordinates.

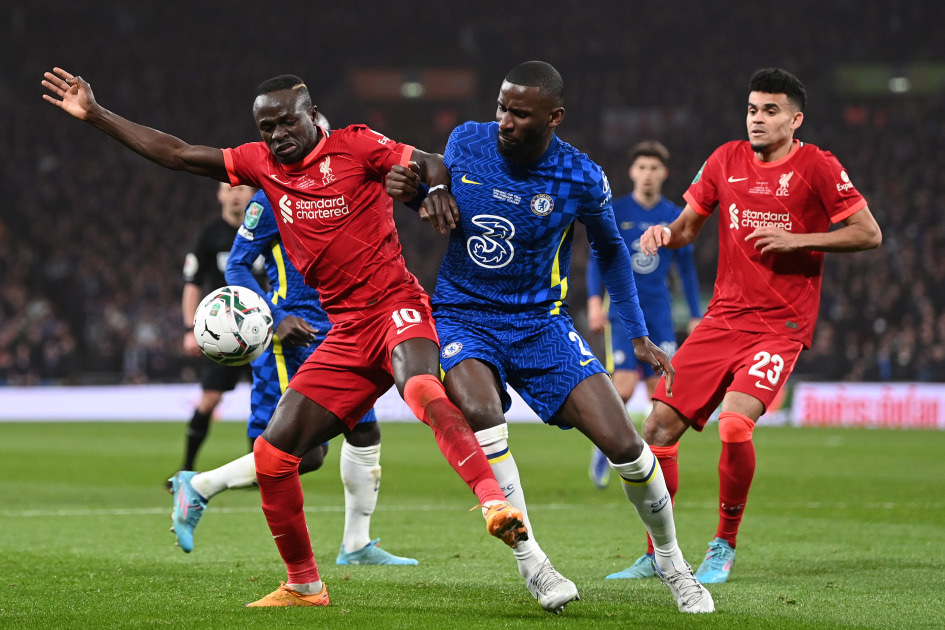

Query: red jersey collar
[752,139,801,169]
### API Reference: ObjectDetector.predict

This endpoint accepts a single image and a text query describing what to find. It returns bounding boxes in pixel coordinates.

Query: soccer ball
[193,286,274,366]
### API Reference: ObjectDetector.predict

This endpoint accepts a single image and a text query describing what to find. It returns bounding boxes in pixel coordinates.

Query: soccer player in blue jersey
[586,141,702,496]
[171,164,416,565]
[387,61,713,614]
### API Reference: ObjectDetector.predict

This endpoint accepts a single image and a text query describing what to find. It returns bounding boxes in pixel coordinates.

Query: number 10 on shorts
[392,307,422,334]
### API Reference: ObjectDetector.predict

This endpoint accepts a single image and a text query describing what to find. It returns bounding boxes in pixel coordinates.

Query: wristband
[427,184,449,194]
[184,325,194,332]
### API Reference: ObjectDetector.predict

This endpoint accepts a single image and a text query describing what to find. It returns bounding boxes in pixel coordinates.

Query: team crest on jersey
[530,194,554,216]
[319,157,335,185]
[441,342,463,359]
[776,171,794,197]
[244,202,264,229]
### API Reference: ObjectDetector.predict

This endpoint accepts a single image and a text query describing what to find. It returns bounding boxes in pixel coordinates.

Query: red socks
[645,443,679,555]
[716,411,756,547]
[254,437,320,584]
[403,374,505,504]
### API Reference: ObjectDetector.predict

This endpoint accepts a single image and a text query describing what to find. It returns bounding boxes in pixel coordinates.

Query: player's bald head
[504,61,564,107]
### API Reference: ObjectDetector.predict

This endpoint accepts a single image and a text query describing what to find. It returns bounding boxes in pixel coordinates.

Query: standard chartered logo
[278,194,350,223]
[279,195,293,223]
[729,203,793,231]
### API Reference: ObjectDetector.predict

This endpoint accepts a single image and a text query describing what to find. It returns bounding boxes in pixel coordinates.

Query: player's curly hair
[749,68,807,111]
[255,74,312,108]
[629,140,670,167]
[505,61,564,106]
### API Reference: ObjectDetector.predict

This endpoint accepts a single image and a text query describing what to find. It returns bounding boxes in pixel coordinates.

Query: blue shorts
[248,334,376,439]
[605,306,677,377]
[435,308,606,427]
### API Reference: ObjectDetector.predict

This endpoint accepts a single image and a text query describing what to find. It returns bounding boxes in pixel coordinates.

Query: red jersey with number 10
[684,139,867,347]
[223,125,418,322]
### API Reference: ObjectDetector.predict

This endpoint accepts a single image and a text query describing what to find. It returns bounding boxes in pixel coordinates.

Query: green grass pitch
[1,420,943,629]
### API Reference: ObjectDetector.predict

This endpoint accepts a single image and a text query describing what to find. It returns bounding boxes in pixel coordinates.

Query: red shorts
[653,325,803,430]
[289,291,439,428]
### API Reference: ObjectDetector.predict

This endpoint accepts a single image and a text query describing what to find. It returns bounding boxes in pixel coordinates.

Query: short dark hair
[504,61,564,106]
[749,68,807,111]
[629,140,670,167]
[255,74,312,108]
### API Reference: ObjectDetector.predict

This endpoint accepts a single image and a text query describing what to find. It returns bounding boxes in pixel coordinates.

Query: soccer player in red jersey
[42,68,527,607]
[617,68,882,584]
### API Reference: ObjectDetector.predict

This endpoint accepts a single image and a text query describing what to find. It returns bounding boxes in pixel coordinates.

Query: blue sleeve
[585,252,603,299]
[583,209,648,339]
[403,182,429,212]
[224,194,289,330]
[672,244,703,318]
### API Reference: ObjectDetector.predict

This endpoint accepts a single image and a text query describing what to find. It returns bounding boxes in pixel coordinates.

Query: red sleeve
[345,125,415,178]
[683,148,723,217]
[222,142,268,188]
[812,150,868,223]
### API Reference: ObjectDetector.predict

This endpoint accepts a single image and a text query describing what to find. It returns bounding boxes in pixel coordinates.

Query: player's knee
[298,443,328,474]
[455,402,504,432]
[642,402,685,446]
[346,421,381,448]
[718,411,754,442]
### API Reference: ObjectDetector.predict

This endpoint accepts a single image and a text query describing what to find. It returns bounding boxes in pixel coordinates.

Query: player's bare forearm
[182,284,202,327]
[87,107,227,180]
[42,67,227,181]
[640,206,706,254]
[747,206,882,254]
[411,150,450,187]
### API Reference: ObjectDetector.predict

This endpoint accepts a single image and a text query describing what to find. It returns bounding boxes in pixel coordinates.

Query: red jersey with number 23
[684,139,867,348]
[222,125,418,322]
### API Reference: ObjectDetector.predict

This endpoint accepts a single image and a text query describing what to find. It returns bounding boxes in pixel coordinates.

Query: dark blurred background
[2,0,944,385]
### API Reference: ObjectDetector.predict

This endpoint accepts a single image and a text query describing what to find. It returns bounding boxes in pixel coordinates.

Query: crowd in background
[2,1,943,385]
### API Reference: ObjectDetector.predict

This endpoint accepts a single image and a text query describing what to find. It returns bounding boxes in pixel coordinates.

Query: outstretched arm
[42,67,228,181]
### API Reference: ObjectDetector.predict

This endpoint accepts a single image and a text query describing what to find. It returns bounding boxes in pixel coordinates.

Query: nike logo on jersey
[728,176,748,183]
[396,324,419,335]
[457,452,475,466]
[461,174,483,185]
[269,174,291,185]
[580,358,596,366]
[755,381,774,391]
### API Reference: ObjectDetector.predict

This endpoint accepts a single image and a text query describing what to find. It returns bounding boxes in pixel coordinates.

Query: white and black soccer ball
[193,286,274,366]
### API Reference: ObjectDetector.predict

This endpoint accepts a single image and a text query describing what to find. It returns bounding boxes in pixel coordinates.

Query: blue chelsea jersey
[225,190,330,332]
[434,121,647,338]
[586,194,702,319]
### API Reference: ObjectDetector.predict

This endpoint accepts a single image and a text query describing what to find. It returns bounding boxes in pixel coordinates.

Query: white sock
[191,452,257,500]
[609,443,685,569]
[339,440,381,553]
[475,425,545,579]
[287,580,322,594]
